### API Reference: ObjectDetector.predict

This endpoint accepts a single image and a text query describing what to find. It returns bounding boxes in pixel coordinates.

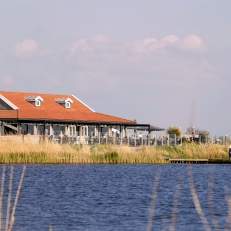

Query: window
[69,126,76,137]
[65,102,70,108]
[35,100,40,107]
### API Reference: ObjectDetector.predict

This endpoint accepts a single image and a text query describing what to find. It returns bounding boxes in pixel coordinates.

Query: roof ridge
[96,111,133,122]
[0,90,69,96]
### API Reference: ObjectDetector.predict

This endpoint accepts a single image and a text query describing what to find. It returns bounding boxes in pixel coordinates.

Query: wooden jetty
[166,158,231,164]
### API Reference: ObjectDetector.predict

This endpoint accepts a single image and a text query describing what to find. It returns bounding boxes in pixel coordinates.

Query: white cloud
[2,75,14,84]
[162,35,180,44]
[64,34,214,89]
[93,34,111,43]
[68,39,91,55]
[11,39,54,58]
[67,34,207,59]
[68,34,112,54]
[131,38,165,53]
[12,39,39,58]
[180,34,207,52]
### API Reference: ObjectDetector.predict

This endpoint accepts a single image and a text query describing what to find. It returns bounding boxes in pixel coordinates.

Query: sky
[0,0,231,136]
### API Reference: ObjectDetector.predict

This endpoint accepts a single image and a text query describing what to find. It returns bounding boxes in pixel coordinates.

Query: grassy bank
[0,139,229,164]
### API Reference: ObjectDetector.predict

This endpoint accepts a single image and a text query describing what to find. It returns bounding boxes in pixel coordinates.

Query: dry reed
[0,139,229,164]
[0,165,26,231]
[146,171,161,231]
[188,165,211,231]
[169,177,182,231]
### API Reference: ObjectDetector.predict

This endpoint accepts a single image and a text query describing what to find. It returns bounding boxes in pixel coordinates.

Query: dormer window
[25,96,43,107]
[55,98,73,109]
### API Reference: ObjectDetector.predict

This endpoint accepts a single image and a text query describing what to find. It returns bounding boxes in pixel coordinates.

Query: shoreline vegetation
[0,140,229,164]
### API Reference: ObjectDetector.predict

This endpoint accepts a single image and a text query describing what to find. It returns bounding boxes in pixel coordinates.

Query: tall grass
[0,165,26,231]
[0,139,229,164]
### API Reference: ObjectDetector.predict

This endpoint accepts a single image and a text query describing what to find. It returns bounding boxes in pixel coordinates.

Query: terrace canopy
[127,125,165,132]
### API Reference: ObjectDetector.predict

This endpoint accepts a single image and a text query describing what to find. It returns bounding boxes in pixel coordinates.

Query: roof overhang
[2,118,138,126]
[127,125,165,131]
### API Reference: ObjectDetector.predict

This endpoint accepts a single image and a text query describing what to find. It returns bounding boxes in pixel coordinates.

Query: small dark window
[0,99,13,110]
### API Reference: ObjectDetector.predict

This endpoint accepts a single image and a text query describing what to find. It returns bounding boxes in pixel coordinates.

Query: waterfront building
[0,91,164,142]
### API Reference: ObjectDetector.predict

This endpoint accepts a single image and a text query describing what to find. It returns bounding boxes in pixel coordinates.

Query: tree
[186,127,200,135]
[186,127,210,143]
[199,130,210,143]
[167,126,181,137]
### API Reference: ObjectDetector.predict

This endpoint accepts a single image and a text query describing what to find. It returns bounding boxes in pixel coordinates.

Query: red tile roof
[0,91,134,123]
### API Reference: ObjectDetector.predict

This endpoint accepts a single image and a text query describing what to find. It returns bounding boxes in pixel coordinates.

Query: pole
[134,133,136,146]
[148,125,150,146]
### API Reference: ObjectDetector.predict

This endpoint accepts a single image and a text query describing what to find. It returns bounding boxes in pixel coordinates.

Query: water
[2,164,231,231]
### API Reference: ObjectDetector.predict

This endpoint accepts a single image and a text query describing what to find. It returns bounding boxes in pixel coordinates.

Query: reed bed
[0,139,229,164]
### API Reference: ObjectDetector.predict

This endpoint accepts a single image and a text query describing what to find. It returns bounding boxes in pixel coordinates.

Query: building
[0,91,159,139]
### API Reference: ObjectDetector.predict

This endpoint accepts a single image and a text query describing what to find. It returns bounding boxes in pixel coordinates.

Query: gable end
[0,94,19,110]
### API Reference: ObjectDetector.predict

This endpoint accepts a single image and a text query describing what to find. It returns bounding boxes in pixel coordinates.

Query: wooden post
[17,121,21,135]
[50,124,54,142]
[26,124,29,135]
[108,126,111,137]
[49,125,52,136]
[148,126,150,146]
[98,124,100,145]
[33,124,38,135]
[42,121,45,141]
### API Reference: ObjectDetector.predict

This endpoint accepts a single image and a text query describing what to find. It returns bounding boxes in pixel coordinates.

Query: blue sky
[0,0,231,135]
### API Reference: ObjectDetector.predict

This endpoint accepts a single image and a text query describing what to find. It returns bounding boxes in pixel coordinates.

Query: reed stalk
[0,167,5,231]
[169,177,182,231]
[208,168,220,231]
[188,165,211,231]
[8,165,26,231]
[146,171,161,231]
[4,167,13,231]
[0,166,26,231]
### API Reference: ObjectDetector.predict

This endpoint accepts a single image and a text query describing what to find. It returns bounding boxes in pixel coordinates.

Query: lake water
[2,164,231,231]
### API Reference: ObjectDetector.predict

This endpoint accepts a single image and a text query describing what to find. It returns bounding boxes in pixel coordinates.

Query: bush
[104,151,119,164]
[167,126,181,137]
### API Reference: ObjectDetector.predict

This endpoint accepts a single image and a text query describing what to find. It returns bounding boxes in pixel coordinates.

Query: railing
[47,134,231,146]
[0,134,230,146]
